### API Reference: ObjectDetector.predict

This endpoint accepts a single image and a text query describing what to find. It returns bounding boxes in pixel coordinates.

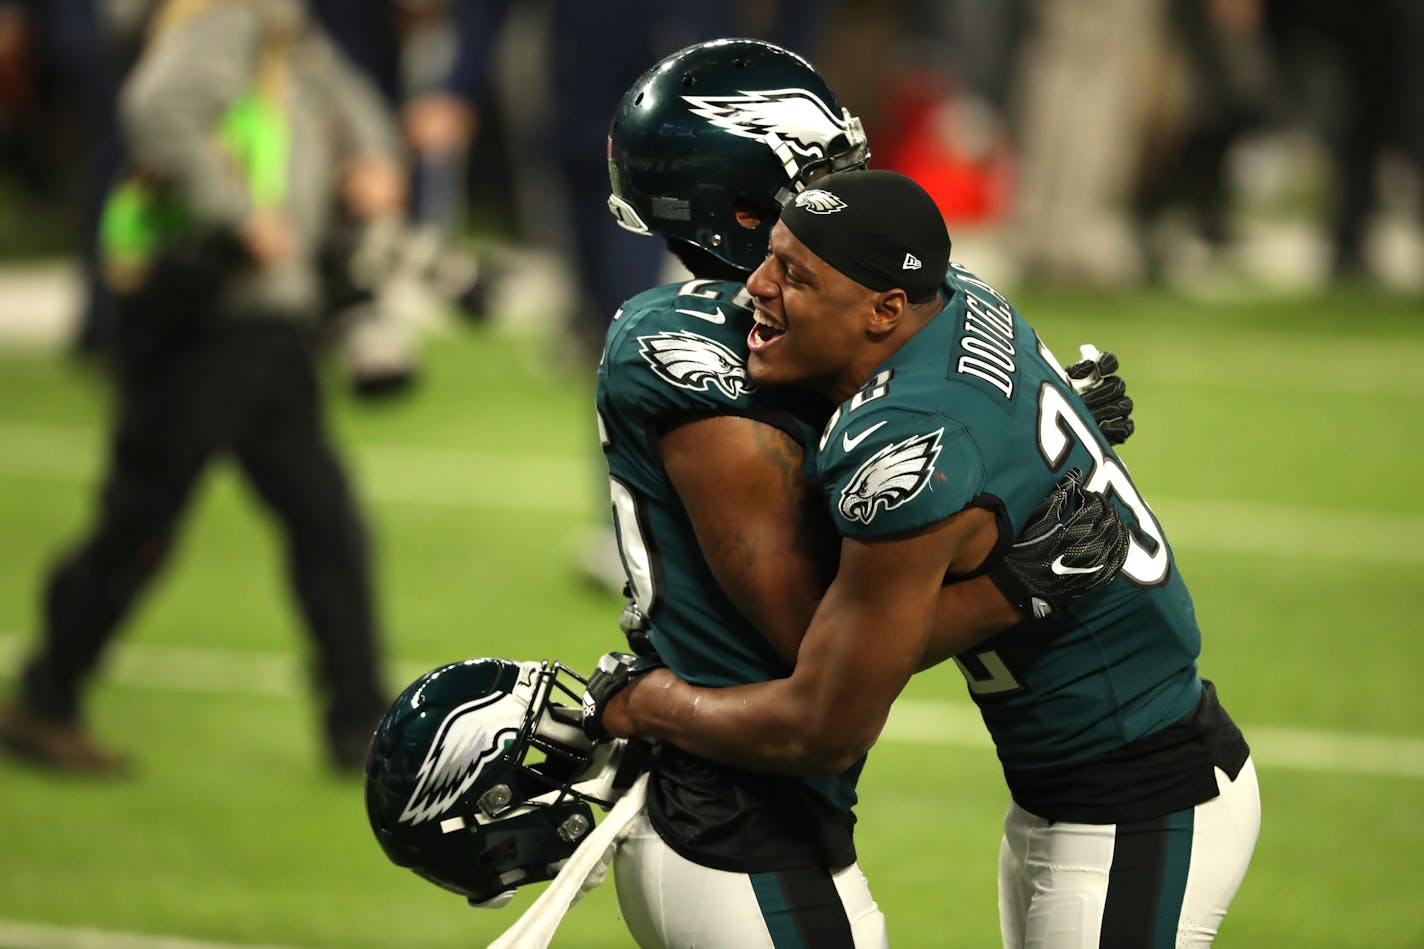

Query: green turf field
[1,286,1421,948]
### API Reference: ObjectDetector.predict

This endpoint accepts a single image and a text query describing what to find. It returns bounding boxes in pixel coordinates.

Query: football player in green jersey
[593,169,1259,948]
[589,40,1138,949]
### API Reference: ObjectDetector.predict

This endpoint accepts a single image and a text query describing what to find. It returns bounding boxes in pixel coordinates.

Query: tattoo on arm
[711,423,832,575]
[666,417,837,662]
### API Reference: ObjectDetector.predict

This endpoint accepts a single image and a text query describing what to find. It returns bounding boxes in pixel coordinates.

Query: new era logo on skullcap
[793,190,847,214]
[903,253,922,271]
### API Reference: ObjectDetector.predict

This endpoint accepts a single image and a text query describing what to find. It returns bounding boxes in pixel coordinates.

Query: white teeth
[752,310,781,330]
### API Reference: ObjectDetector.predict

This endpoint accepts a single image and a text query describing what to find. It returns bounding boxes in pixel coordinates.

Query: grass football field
[1,286,1421,948]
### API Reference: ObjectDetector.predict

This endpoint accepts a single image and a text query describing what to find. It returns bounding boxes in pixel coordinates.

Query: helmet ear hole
[733,199,767,230]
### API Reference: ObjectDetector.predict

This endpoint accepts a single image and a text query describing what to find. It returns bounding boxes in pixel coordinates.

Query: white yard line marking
[1,423,1421,564]
[885,700,1424,781]
[2,634,1420,781]
[0,919,300,949]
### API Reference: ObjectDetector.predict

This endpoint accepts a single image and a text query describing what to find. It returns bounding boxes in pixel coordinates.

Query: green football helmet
[365,658,630,907]
[607,38,870,274]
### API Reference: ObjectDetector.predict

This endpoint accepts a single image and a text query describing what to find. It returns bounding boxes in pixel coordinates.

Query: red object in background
[0,5,37,119]
[872,70,1015,227]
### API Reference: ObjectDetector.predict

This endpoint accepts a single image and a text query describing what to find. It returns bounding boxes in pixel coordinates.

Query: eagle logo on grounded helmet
[365,658,615,906]
[398,685,529,824]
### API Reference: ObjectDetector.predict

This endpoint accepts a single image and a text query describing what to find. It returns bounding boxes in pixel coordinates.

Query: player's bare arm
[663,415,1036,671]
[604,506,995,774]
[585,468,1130,760]
[660,415,833,665]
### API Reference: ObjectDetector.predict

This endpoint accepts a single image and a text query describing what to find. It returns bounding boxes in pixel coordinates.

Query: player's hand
[1067,344,1135,445]
[986,468,1130,619]
[581,652,665,740]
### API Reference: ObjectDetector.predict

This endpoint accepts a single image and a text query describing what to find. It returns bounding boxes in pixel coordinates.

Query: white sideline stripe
[1150,497,1424,566]
[0,919,298,949]
[3,634,1422,782]
[886,700,1424,780]
[0,423,594,516]
[1,423,1422,565]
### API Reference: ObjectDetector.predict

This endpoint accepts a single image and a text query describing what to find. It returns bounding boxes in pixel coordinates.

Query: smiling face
[745,220,888,400]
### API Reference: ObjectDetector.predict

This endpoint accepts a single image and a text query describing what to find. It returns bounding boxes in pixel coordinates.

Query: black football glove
[1067,344,1135,445]
[986,468,1130,619]
[581,651,665,741]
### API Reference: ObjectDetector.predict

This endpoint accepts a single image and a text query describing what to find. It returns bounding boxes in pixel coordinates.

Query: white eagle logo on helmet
[398,667,536,825]
[838,429,944,525]
[683,88,850,160]
[794,189,847,214]
[638,331,755,400]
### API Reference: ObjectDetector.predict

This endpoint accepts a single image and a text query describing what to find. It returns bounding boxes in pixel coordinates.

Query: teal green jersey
[596,278,860,812]
[811,264,1203,773]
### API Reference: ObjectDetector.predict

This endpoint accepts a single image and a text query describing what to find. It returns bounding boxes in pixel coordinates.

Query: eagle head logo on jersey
[838,429,945,525]
[638,330,755,400]
[683,88,854,167]
[794,189,848,214]
[396,669,535,825]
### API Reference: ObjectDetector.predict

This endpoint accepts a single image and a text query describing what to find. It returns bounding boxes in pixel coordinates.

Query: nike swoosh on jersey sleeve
[842,420,889,453]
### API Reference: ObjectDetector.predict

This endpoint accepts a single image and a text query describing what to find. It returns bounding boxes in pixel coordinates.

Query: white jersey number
[1036,382,1168,585]
[954,380,1169,697]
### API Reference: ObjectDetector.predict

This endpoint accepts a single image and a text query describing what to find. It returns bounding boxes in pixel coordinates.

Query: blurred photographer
[0,0,405,774]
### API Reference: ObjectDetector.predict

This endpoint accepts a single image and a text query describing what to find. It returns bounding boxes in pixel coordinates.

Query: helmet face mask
[365,658,617,906]
[607,38,869,274]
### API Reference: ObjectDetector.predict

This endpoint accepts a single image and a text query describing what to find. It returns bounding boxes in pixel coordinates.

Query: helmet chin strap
[608,193,651,235]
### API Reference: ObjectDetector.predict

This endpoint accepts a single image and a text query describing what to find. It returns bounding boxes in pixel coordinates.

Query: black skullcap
[780,169,950,303]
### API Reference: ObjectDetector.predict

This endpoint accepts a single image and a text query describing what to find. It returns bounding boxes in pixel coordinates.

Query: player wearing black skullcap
[607,164,1260,949]
[745,169,955,394]
[778,169,951,303]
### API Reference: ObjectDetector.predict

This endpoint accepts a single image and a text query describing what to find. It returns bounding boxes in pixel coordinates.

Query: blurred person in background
[0,0,125,356]
[1134,0,1280,283]
[307,0,491,320]
[1262,0,1424,283]
[0,0,404,775]
[1009,0,1170,287]
[835,0,1024,234]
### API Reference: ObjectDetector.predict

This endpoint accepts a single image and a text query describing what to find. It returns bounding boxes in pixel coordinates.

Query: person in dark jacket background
[0,0,405,774]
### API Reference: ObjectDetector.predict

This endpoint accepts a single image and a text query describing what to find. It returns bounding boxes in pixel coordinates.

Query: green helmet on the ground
[364,658,610,906]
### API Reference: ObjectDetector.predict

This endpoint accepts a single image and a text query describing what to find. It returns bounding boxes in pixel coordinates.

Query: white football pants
[613,811,889,948]
[998,757,1260,948]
